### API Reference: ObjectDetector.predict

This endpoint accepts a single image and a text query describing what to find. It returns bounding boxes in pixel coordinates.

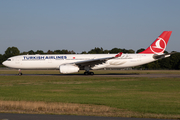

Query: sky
[0,0,180,54]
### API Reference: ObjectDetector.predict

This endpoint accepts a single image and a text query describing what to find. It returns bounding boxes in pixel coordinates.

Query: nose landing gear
[18,69,22,76]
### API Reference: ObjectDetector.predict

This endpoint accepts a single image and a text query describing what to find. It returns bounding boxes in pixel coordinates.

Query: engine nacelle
[59,65,79,74]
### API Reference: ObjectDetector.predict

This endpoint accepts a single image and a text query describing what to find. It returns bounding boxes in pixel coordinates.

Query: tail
[139,31,172,54]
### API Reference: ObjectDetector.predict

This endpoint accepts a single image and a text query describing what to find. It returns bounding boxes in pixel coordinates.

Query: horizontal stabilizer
[153,52,177,59]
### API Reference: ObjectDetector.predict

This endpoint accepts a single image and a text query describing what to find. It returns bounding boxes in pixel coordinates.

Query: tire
[90,72,94,75]
[84,72,88,75]
[18,73,22,76]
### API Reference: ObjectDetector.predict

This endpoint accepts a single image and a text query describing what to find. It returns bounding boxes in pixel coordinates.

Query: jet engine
[59,64,79,74]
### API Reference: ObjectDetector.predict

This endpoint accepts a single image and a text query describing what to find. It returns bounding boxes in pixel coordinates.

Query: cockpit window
[7,59,11,61]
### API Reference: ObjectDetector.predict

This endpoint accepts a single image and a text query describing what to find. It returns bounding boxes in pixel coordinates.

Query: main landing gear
[84,66,94,75]
[84,71,94,75]
[18,69,22,76]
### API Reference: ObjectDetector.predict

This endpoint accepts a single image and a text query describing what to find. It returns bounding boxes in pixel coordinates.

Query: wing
[72,52,122,68]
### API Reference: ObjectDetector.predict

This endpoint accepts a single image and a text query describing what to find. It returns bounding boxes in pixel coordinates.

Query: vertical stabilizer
[139,31,172,54]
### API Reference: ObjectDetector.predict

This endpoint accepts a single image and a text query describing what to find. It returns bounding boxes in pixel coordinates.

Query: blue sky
[0,0,180,54]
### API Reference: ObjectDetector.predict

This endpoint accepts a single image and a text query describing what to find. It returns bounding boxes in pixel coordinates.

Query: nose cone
[2,61,7,66]
[2,61,12,68]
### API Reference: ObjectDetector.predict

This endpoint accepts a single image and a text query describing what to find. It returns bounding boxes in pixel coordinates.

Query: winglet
[115,52,123,57]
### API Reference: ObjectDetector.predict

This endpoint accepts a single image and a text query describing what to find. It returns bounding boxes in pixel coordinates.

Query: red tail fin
[139,31,172,54]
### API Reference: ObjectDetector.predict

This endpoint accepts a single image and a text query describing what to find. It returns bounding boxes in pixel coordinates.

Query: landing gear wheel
[90,72,94,75]
[84,72,94,75]
[18,73,22,76]
[84,72,88,75]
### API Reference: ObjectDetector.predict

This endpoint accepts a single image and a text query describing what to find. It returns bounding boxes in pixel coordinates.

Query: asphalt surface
[0,73,180,78]
[0,113,169,120]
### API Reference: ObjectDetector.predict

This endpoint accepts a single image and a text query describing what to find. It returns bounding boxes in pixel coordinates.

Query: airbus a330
[3,31,173,75]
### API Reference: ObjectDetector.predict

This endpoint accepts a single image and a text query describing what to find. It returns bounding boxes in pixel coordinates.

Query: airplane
[3,31,173,75]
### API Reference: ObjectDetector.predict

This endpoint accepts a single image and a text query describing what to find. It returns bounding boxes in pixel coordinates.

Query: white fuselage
[2,54,155,70]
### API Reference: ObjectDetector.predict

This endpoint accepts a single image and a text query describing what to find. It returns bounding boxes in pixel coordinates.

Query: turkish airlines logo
[150,37,166,54]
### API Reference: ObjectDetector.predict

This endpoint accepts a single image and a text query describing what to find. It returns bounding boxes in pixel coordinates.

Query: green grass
[0,75,180,117]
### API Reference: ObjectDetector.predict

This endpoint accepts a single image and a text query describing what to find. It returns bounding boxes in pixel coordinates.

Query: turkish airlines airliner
[3,31,173,75]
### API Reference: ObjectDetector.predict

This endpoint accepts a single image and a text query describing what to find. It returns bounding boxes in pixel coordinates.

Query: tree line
[0,46,180,69]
